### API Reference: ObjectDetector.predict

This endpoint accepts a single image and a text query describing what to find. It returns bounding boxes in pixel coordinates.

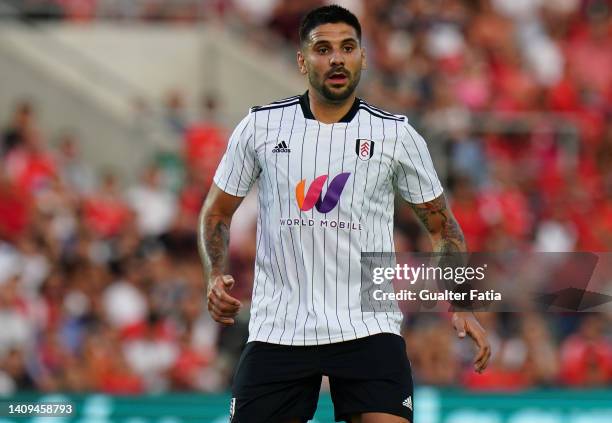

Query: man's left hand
[452,312,491,373]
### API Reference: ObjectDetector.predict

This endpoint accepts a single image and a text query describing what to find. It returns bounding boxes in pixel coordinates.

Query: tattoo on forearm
[410,195,466,253]
[198,212,230,277]
[207,219,230,270]
[439,216,465,253]
[411,195,468,310]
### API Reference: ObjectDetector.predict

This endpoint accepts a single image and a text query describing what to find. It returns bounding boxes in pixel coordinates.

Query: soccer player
[199,5,491,423]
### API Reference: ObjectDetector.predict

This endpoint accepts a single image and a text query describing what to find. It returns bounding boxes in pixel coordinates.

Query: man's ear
[297,50,307,75]
[361,47,367,70]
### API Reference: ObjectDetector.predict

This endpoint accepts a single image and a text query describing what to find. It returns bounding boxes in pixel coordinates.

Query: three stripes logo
[272,141,291,153]
[402,396,412,410]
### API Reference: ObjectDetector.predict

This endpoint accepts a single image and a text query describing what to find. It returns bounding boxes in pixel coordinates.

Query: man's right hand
[207,275,242,326]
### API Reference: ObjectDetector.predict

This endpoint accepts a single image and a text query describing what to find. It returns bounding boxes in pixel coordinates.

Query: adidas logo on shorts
[272,141,291,153]
[402,396,412,410]
[229,397,236,421]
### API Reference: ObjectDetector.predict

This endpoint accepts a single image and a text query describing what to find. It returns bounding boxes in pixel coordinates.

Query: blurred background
[0,0,611,421]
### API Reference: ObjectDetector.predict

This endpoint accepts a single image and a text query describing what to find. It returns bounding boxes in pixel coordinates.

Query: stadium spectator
[83,172,132,239]
[126,164,177,238]
[462,313,531,391]
[163,90,189,136]
[560,314,612,387]
[0,167,32,241]
[183,95,227,191]
[123,312,179,392]
[448,175,489,252]
[519,314,560,386]
[102,259,148,331]
[3,124,57,195]
[405,317,460,386]
[55,132,96,195]
[2,100,36,156]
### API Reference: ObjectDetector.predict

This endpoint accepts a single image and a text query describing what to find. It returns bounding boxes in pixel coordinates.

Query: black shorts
[230,333,413,423]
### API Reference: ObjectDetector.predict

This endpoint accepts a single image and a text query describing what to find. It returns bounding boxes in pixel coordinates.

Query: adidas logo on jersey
[402,396,412,410]
[272,141,291,153]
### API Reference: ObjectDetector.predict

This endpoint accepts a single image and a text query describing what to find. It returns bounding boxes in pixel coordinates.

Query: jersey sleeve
[393,119,444,204]
[213,111,260,197]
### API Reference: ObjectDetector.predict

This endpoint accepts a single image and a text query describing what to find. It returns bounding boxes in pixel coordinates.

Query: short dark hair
[299,5,361,46]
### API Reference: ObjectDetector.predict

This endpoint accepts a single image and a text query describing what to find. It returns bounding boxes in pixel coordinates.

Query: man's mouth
[327,71,349,84]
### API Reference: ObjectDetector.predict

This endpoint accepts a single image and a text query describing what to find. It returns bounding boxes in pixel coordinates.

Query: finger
[210,297,240,313]
[216,303,241,315]
[474,347,487,372]
[208,295,238,313]
[463,322,488,370]
[211,285,242,308]
[222,275,235,290]
[215,315,236,326]
[207,275,233,295]
[452,315,467,338]
[207,293,238,317]
[208,305,236,325]
[214,298,241,314]
[475,356,487,373]
[471,337,490,372]
[476,345,491,372]
[484,347,492,369]
[210,302,239,318]
[467,327,486,356]
[207,296,238,316]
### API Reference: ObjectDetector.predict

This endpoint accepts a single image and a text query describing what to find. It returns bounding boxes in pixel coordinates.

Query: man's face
[298,22,365,102]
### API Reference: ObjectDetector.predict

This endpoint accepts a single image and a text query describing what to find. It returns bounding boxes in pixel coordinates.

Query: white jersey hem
[246,327,402,346]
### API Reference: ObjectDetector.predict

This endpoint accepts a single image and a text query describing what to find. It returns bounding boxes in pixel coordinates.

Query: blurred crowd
[1,0,612,395]
[9,0,612,252]
[405,312,611,389]
[0,97,239,395]
[1,0,222,21]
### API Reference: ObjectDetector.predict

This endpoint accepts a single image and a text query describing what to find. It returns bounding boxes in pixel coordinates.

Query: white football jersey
[213,92,443,345]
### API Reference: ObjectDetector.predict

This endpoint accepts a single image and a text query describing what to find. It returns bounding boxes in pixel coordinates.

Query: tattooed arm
[198,184,245,326]
[409,193,466,253]
[410,194,491,373]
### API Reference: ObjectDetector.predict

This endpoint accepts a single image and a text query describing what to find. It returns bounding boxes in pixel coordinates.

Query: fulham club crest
[355,139,374,161]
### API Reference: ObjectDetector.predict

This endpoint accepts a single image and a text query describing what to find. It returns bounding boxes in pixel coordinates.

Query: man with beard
[199,5,491,423]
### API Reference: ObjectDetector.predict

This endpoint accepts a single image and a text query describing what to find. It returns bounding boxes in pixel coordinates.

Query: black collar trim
[299,91,360,123]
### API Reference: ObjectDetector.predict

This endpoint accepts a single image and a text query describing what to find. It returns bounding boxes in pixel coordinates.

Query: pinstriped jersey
[213,92,443,346]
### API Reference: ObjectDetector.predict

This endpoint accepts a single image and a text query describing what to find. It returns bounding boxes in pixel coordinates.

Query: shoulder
[249,95,301,113]
[357,99,406,122]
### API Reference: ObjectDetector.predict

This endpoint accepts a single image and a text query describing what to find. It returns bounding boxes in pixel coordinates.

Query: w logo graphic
[295,172,351,213]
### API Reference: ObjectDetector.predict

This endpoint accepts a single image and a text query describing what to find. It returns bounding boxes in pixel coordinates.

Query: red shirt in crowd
[184,122,227,188]
[83,195,132,238]
[4,148,57,194]
[0,176,32,240]
[560,335,612,386]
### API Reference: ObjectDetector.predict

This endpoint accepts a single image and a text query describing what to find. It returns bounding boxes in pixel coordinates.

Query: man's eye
[344,46,354,52]
[318,47,329,54]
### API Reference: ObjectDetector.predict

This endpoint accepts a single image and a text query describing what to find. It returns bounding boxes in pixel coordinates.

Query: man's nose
[330,50,345,66]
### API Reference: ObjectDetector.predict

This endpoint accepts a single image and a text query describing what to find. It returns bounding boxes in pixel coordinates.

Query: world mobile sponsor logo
[279,218,363,230]
[288,172,361,229]
[295,172,351,213]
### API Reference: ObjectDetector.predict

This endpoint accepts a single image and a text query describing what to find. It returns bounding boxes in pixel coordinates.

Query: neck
[308,90,356,124]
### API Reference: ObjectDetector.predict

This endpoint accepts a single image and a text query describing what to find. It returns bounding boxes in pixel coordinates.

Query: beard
[308,67,361,102]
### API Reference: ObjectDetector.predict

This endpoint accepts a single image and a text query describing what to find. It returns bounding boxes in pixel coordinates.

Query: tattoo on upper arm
[410,195,466,253]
